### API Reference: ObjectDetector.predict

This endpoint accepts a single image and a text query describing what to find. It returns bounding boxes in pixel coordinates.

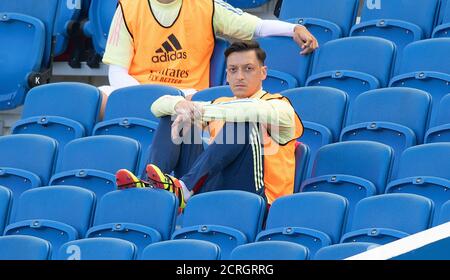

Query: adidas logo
[152,34,188,63]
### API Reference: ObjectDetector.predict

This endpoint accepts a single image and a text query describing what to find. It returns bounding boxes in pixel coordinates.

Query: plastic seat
[279,0,359,44]
[141,239,221,260]
[389,38,450,125]
[93,85,182,175]
[53,0,84,56]
[301,141,393,232]
[50,136,140,199]
[341,194,433,245]
[86,188,178,257]
[57,237,137,260]
[425,94,450,143]
[172,190,266,260]
[283,87,348,175]
[0,236,51,260]
[293,142,310,193]
[0,135,58,206]
[314,242,379,260]
[433,0,450,37]
[258,36,312,92]
[0,186,12,235]
[12,82,101,155]
[306,37,396,109]
[351,0,439,70]
[341,88,431,174]
[256,192,348,256]
[385,143,450,225]
[210,37,229,87]
[436,200,450,225]
[231,241,309,260]
[4,186,96,258]
[222,0,270,9]
[191,86,233,102]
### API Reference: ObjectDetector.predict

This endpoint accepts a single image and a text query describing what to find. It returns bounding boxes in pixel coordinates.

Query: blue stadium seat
[385,143,450,226]
[0,135,58,206]
[4,186,96,258]
[313,242,379,260]
[83,0,117,56]
[433,0,450,37]
[283,87,348,175]
[306,37,396,108]
[172,190,266,260]
[12,83,101,155]
[301,141,394,232]
[279,0,359,44]
[390,38,450,125]
[0,186,12,235]
[50,136,140,199]
[191,86,234,102]
[258,37,312,92]
[256,192,348,256]
[86,188,178,257]
[141,239,221,260]
[0,236,51,260]
[223,0,270,9]
[341,194,433,244]
[57,237,137,260]
[351,0,439,69]
[210,38,229,87]
[53,0,83,56]
[437,200,450,225]
[425,94,450,143]
[230,241,309,260]
[93,85,182,175]
[0,0,58,109]
[340,88,431,174]
[293,142,310,193]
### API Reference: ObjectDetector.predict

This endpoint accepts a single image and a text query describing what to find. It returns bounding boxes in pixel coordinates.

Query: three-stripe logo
[152,34,187,63]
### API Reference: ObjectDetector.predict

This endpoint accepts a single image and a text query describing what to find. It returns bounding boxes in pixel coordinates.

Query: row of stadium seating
[1,186,449,260]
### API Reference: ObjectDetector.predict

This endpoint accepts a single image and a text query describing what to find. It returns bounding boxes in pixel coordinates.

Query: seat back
[172,191,266,259]
[87,188,178,256]
[210,37,229,87]
[258,192,348,256]
[425,94,450,143]
[341,88,431,173]
[433,0,450,37]
[307,37,396,108]
[51,136,140,199]
[141,239,221,260]
[12,83,101,153]
[279,0,359,37]
[258,37,312,91]
[283,87,348,176]
[342,194,433,244]
[0,236,51,260]
[0,186,12,234]
[4,186,96,258]
[0,12,45,110]
[53,0,83,56]
[314,242,379,260]
[83,0,118,55]
[0,0,58,68]
[294,142,310,193]
[223,0,270,9]
[390,38,450,125]
[191,86,234,102]
[0,135,58,202]
[231,241,309,260]
[437,200,450,225]
[302,141,393,232]
[57,238,137,260]
[386,143,450,225]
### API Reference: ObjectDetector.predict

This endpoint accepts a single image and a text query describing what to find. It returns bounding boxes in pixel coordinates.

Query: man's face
[226,50,267,99]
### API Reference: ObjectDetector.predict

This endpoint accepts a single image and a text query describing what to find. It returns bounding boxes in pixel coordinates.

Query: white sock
[179,180,192,201]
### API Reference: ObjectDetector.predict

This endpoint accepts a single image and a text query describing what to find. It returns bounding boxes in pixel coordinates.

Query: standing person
[115,40,303,210]
[99,0,318,113]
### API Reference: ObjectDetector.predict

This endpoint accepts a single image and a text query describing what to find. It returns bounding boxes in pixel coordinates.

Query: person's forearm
[108,65,140,89]
[150,95,186,118]
[254,19,297,37]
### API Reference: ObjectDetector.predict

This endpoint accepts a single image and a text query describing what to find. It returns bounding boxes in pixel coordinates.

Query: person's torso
[120,0,215,90]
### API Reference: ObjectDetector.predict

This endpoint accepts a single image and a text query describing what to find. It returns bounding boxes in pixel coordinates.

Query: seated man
[116,40,303,209]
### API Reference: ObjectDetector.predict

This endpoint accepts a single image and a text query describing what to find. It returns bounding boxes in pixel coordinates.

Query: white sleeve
[254,19,297,37]
[108,64,140,89]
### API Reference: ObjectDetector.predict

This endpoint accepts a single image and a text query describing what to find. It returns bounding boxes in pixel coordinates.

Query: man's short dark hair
[224,40,266,65]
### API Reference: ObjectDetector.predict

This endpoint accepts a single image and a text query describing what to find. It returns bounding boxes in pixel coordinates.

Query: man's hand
[293,25,319,55]
[171,100,203,143]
